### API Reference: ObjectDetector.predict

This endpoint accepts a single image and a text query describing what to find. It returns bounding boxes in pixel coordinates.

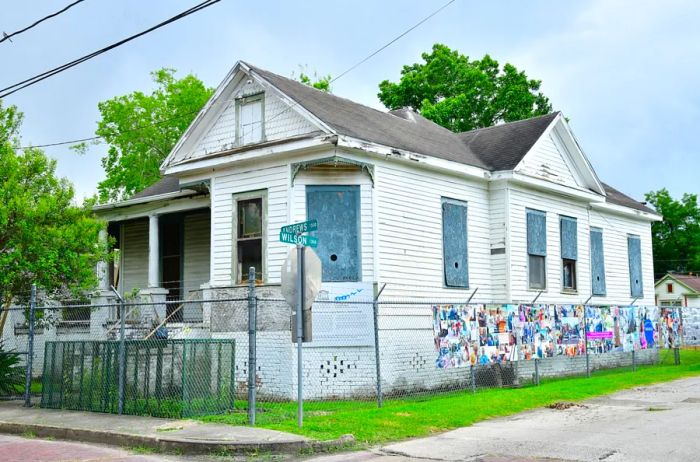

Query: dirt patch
[546,401,587,410]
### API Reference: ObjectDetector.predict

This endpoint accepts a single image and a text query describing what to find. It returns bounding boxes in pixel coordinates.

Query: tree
[0,101,107,334]
[95,69,213,202]
[293,66,332,92]
[378,44,553,132]
[645,189,700,278]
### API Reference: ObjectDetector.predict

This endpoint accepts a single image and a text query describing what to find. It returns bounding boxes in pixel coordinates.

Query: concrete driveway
[308,376,700,462]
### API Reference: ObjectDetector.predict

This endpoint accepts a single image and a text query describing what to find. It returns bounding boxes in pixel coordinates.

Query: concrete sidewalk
[0,401,347,455]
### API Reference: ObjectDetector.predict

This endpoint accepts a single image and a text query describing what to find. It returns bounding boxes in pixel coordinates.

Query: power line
[15,0,453,153]
[0,0,222,99]
[1,0,87,45]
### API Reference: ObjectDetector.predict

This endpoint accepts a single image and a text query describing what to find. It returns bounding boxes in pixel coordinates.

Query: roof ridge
[457,111,560,137]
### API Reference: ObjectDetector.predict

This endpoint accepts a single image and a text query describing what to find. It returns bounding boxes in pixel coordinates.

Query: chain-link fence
[0,282,693,426]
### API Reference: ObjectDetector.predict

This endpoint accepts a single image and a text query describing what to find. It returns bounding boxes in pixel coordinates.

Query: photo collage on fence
[433,304,668,370]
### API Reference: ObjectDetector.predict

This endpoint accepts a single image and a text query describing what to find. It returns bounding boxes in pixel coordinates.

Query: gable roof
[656,273,700,293]
[601,182,655,214]
[457,112,560,171]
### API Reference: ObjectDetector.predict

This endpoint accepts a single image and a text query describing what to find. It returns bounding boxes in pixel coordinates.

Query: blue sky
[2,0,698,201]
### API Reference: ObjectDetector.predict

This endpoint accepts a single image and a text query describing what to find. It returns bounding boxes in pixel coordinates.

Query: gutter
[93,189,199,212]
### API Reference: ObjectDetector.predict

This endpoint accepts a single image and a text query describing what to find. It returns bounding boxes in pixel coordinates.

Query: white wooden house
[93,61,661,308]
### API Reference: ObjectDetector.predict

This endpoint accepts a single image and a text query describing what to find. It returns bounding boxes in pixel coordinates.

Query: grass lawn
[200,349,700,445]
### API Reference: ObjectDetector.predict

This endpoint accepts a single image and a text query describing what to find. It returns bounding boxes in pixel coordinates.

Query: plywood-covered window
[442,198,468,288]
[236,94,264,145]
[234,191,267,283]
[527,209,547,290]
[627,235,643,297]
[306,185,360,282]
[560,216,577,291]
[590,227,607,295]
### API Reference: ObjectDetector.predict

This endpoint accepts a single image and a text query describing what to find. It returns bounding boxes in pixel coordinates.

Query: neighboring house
[92,60,660,307]
[654,273,700,344]
[655,273,700,307]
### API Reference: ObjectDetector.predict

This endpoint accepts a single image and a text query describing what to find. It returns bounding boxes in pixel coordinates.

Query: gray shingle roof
[601,183,655,214]
[131,176,180,199]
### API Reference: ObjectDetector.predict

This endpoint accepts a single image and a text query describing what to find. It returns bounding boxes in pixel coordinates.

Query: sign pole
[296,241,304,427]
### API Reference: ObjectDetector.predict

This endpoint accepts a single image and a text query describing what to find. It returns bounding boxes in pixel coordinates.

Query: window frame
[232,189,268,285]
[590,227,607,296]
[627,234,644,298]
[526,208,547,290]
[235,93,265,146]
[559,215,578,293]
[441,197,469,289]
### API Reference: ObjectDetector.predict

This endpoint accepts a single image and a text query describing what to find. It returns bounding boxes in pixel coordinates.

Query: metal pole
[632,350,636,372]
[24,284,36,407]
[373,283,386,408]
[247,266,257,426]
[534,358,540,386]
[109,286,126,415]
[296,242,304,427]
[470,364,476,393]
[584,306,590,378]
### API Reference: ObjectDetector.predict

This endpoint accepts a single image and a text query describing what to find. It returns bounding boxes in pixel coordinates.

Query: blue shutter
[560,216,577,260]
[590,228,606,295]
[526,209,547,256]
[628,235,643,297]
[442,200,468,288]
[306,185,361,282]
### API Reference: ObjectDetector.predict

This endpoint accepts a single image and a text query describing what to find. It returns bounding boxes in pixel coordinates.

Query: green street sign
[280,231,318,248]
[281,219,318,235]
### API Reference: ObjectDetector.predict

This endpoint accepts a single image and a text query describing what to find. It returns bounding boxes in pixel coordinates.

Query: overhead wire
[14,0,454,152]
[0,0,222,99]
[1,0,87,45]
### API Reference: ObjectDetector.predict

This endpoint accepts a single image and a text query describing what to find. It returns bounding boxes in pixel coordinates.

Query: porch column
[148,214,160,288]
[97,228,110,291]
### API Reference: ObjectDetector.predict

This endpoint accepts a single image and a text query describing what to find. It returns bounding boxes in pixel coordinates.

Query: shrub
[0,341,24,395]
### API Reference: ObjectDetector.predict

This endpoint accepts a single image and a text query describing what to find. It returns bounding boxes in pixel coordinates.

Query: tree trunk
[0,298,11,339]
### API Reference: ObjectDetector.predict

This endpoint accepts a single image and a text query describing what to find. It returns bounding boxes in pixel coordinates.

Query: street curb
[0,420,355,455]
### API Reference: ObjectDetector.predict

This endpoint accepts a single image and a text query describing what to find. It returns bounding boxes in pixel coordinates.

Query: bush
[0,341,24,395]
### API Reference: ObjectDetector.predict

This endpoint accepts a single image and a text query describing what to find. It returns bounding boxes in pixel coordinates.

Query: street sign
[281,219,318,235]
[279,231,318,247]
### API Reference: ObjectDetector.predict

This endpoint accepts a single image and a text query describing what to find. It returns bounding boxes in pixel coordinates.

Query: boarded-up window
[628,235,643,297]
[527,209,546,289]
[560,216,577,290]
[442,199,468,288]
[590,228,606,295]
[237,94,264,145]
[306,185,360,282]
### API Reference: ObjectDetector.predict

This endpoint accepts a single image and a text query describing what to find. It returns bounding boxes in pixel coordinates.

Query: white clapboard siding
[589,209,655,305]
[210,164,289,285]
[120,219,149,294]
[189,79,317,161]
[516,133,581,189]
[292,166,374,282]
[507,185,655,306]
[508,186,592,304]
[183,211,211,293]
[374,159,492,300]
[488,184,508,301]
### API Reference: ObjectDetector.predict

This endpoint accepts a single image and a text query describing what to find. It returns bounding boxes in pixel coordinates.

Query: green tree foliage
[293,66,331,92]
[378,44,553,132]
[96,69,213,202]
[0,101,107,334]
[645,189,700,278]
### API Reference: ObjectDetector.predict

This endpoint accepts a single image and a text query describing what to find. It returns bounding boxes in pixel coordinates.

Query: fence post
[584,306,590,378]
[23,284,36,407]
[534,358,540,386]
[632,350,636,372]
[372,284,386,408]
[470,364,476,393]
[247,266,257,426]
[118,294,126,415]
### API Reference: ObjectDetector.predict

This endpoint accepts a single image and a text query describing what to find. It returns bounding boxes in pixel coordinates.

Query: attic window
[236,93,264,145]
[667,283,673,294]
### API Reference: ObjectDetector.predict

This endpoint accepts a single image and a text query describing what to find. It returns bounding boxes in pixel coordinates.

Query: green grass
[200,349,700,445]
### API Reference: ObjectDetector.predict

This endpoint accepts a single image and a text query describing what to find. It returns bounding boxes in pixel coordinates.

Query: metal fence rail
[0,280,693,427]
